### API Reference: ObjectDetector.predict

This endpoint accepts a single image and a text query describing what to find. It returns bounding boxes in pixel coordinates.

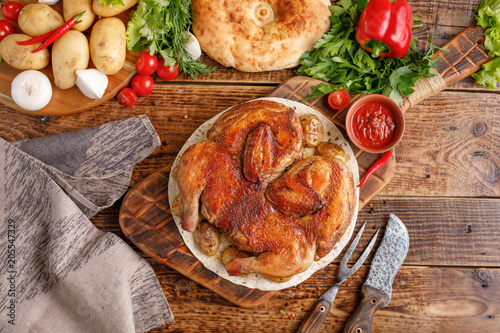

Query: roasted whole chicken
[177,100,355,280]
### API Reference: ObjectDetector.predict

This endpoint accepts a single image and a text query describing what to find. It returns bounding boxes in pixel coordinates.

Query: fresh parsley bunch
[126,0,213,78]
[297,0,444,105]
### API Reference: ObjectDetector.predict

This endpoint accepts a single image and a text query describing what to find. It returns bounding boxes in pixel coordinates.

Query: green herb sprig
[296,0,445,105]
[126,0,213,78]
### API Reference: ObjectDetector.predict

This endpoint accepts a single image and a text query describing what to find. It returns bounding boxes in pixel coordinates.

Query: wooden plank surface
[140,197,500,332]
[386,91,500,198]
[104,196,500,331]
[152,264,500,333]
[1,85,497,198]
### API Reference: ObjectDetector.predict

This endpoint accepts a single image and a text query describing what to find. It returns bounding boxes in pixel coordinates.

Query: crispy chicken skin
[177,100,355,279]
[267,152,356,259]
[207,99,303,182]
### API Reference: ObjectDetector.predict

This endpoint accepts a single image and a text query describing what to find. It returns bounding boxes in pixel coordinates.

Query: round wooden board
[0,0,139,116]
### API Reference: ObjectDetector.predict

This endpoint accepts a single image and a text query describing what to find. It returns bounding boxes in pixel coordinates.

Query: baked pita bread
[168,98,359,291]
[192,0,332,72]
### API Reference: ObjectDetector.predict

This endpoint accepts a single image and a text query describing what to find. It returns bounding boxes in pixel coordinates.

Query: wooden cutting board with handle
[118,25,491,308]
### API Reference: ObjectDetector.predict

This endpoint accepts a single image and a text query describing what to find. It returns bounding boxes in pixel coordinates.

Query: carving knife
[344,214,409,333]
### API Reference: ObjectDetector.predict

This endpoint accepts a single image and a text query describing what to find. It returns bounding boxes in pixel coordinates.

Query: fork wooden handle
[296,298,333,333]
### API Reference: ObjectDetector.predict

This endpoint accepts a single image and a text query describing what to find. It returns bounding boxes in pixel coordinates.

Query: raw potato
[300,114,325,148]
[52,30,90,89]
[90,17,126,75]
[64,0,96,32]
[92,0,138,17]
[0,34,50,70]
[18,3,64,37]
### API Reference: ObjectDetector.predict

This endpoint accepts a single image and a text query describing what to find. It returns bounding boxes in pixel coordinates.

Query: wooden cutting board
[0,0,138,116]
[118,24,491,308]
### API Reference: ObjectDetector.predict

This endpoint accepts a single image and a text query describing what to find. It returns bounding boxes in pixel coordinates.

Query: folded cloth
[0,115,173,333]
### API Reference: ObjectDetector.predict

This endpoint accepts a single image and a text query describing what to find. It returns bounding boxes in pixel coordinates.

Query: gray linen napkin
[0,115,173,332]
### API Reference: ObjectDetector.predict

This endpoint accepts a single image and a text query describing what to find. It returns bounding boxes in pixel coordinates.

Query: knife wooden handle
[343,285,388,333]
[296,298,332,333]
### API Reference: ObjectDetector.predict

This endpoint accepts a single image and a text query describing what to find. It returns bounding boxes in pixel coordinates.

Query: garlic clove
[39,0,60,5]
[11,70,52,111]
[75,68,108,99]
[182,31,202,61]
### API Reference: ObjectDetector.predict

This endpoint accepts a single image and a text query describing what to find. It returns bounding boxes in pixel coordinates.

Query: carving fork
[297,221,379,333]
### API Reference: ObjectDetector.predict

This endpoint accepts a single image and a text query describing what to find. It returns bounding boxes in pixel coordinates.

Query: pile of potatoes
[0,0,138,89]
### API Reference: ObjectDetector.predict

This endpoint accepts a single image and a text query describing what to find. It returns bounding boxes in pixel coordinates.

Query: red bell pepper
[356,0,413,59]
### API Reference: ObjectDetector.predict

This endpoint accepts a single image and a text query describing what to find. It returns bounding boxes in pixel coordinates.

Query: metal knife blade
[343,214,409,333]
[364,213,409,306]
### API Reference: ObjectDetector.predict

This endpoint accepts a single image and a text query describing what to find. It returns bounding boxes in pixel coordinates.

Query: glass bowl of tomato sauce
[345,94,405,153]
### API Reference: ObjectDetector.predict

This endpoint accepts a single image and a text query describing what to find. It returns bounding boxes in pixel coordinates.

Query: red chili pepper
[355,0,413,58]
[31,11,85,53]
[16,29,56,46]
[357,150,393,187]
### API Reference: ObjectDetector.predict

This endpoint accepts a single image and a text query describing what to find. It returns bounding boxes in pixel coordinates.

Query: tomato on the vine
[156,59,179,81]
[135,52,158,75]
[0,20,13,41]
[2,1,23,22]
[131,74,154,96]
[117,87,137,107]
[327,89,351,110]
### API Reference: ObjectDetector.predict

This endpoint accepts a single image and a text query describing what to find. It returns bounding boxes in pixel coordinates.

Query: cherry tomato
[156,59,179,81]
[0,20,13,41]
[131,74,154,96]
[2,1,23,22]
[327,89,351,110]
[135,52,158,76]
[117,87,137,107]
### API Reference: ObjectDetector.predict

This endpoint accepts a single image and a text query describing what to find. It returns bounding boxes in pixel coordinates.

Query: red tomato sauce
[351,101,396,148]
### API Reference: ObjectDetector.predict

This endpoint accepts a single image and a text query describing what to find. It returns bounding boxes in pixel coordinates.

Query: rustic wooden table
[1,0,499,332]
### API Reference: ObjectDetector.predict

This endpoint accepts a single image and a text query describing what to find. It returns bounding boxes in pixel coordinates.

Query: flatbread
[168,97,359,291]
[191,0,332,72]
